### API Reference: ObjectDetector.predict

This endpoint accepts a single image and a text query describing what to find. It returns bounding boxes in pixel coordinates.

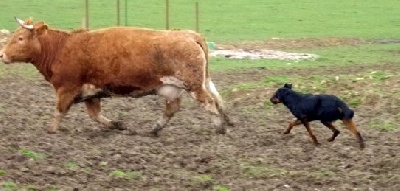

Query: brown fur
[0,18,232,134]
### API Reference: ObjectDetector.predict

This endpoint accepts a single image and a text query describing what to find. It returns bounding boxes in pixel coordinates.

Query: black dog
[270,83,365,149]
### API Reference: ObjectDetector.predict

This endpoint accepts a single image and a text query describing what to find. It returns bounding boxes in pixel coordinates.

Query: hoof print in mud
[46,128,58,134]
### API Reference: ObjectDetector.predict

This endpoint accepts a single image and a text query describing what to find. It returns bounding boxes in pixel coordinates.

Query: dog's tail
[338,100,354,119]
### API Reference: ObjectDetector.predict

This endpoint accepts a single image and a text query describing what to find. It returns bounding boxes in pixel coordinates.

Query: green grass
[0,170,6,175]
[20,149,44,160]
[370,121,397,131]
[65,162,78,170]
[1,1,399,79]
[1,0,399,42]
[213,185,230,191]
[210,43,400,71]
[192,174,213,182]
[1,181,17,191]
[240,163,288,178]
[109,170,142,180]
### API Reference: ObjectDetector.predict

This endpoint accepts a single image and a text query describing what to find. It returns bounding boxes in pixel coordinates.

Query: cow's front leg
[85,98,125,130]
[47,87,80,134]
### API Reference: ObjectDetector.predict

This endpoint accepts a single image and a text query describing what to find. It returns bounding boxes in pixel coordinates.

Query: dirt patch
[210,49,318,60]
[218,37,366,50]
[210,37,367,60]
[370,39,400,44]
[1,62,399,190]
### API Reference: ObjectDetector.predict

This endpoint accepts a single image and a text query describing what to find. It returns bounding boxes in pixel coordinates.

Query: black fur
[270,83,354,123]
[270,83,365,149]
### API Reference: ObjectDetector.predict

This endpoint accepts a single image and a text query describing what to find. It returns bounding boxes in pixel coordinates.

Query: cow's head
[0,17,48,64]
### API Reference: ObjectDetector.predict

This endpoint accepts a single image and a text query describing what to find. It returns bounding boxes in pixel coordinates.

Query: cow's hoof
[215,127,227,134]
[283,131,290,134]
[226,120,234,127]
[110,121,126,130]
[359,142,365,150]
[150,129,161,137]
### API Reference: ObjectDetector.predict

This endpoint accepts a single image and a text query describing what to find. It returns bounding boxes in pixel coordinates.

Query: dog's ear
[284,83,292,89]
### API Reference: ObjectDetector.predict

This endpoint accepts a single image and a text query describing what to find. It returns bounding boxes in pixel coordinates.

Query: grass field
[1,0,400,42]
[1,0,400,72]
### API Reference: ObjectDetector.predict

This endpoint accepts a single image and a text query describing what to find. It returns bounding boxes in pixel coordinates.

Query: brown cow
[0,17,232,135]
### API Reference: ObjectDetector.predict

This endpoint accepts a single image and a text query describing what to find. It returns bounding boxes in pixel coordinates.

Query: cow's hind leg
[48,87,80,134]
[150,98,181,137]
[322,122,340,142]
[191,87,228,134]
[342,119,365,149]
[85,98,125,130]
[206,79,233,127]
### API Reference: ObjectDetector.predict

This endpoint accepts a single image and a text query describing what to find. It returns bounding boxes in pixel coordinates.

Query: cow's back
[58,27,207,93]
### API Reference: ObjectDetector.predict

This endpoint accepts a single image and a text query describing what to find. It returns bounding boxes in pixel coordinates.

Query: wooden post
[195,2,199,32]
[84,0,89,29]
[125,0,128,26]
[165,0,170,30]
[116,0,120,26]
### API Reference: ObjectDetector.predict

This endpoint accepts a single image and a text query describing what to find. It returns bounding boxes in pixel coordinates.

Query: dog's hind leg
[284,119,302,134]
[322,122,340,142]
[301,120,320,146]
[342,119,365,149]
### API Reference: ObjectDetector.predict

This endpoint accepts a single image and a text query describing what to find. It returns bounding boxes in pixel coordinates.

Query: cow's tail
[338,100,354,120]
[194,35,210,79]
[194,35,224,110]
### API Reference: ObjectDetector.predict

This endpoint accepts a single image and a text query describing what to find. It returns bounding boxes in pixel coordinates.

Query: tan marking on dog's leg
[151,98,181,136]
[342,119,365,149]
[284,119,301,134]
[302,120,320,146]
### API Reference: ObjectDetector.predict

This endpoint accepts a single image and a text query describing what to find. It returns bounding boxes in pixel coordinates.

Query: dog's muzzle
[270,98,280,104]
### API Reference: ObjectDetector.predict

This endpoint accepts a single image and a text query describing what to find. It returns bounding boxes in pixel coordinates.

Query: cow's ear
[34,21,48,36]
[284,83,292,89]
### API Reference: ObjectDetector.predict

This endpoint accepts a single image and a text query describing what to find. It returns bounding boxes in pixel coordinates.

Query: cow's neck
[31,29,70,81]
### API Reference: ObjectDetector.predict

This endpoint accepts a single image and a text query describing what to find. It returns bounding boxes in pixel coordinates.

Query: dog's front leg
[284,119,302,134]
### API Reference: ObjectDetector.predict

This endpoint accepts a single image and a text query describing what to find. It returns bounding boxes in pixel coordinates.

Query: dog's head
[270,83,292,104]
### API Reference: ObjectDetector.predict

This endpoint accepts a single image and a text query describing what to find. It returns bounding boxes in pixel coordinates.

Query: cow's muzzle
[0,51,10,64]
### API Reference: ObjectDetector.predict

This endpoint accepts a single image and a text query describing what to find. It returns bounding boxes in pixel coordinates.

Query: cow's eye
[18,36,23,41]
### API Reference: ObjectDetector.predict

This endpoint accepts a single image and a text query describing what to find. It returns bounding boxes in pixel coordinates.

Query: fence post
[125,0,128,26]
[195,2,199,32]
[165,0,170,30]
[116,0,120,26]
[84,0,89,29]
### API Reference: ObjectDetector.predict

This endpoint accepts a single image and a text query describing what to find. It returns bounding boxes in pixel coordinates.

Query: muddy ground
[0,39,400,191]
